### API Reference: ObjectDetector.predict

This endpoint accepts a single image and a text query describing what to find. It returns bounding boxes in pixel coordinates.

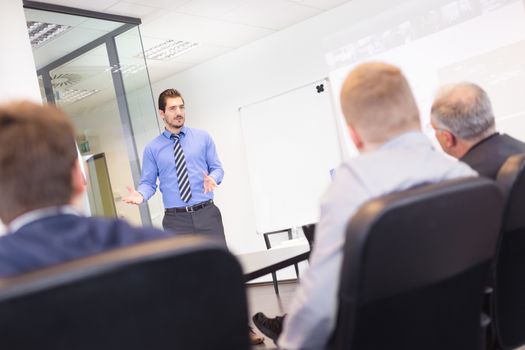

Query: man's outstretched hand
[123,185,144,205]
[203,171,217,194]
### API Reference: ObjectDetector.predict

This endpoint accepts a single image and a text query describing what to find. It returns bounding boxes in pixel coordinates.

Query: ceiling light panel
[27,21,72,49]
[141,40,199,60]
[57,89,100,103]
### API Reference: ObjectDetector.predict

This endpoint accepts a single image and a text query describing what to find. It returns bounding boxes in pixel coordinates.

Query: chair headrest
[0,235,229,301]
[496,153,525,231]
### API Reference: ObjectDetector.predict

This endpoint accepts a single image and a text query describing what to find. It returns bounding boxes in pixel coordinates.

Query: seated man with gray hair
[430,82,525,179]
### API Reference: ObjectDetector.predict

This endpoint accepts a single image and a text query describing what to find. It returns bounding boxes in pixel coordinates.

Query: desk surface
[237,237,310,281]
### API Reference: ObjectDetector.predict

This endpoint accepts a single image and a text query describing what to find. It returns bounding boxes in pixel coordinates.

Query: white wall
[0,0,41,235]
[0,0,40,104]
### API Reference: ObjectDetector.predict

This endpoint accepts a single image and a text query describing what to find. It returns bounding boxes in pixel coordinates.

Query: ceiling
[31,0,352,84]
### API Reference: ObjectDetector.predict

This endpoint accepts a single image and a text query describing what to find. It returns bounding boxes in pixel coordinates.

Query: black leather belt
[165,200,214,213]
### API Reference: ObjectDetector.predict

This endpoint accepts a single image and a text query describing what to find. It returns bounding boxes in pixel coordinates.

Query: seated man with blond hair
[253,62,476,349]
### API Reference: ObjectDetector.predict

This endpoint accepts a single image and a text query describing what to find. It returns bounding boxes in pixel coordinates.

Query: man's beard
[167,117,184,129]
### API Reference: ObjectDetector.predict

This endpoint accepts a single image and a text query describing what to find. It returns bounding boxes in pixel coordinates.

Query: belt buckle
[185,205,194,213]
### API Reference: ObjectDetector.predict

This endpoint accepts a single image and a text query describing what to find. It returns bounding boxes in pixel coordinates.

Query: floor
[247,281,298,349]
[245,281,525,350]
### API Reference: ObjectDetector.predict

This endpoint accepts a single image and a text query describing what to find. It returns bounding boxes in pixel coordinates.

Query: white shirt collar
[7,205,81,234]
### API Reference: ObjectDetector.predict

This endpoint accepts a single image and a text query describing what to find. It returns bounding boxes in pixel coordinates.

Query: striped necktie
[171,134,192,203]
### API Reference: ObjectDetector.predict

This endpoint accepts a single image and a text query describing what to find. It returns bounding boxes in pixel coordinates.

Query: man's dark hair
[158,89,184,112]
[0,101,77,223]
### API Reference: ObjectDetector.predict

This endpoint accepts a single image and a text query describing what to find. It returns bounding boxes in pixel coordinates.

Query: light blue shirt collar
[378,131,433,151]
[162,126,187,139]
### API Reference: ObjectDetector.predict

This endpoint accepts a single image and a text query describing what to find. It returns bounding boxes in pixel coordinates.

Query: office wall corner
[0,0,41,104]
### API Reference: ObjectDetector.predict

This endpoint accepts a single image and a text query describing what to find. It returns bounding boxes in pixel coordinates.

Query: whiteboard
[240,80,342,234]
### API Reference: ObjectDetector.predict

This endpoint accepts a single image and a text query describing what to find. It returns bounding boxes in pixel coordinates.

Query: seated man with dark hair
[253,62,477,349]
[430,82,525,179]
[0,101,171,276]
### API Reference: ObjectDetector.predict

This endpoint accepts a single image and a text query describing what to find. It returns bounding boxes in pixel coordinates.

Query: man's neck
[358,142,381,153]
[166,126,182,135]
[453,143,474,159]
[359,129,421,154]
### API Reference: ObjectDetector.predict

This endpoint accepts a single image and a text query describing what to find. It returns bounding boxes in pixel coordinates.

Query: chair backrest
[494,153,525,349]
[301,223,316,249]
[331,177,503,350]
[261,228,293,249]
[0,235,250,350]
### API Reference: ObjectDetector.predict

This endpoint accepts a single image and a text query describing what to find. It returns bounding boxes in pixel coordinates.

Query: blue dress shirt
[138,126,224,208]
[278,132,477,349]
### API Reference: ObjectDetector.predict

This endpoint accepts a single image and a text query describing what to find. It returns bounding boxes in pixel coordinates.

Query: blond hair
[340,62,420,143]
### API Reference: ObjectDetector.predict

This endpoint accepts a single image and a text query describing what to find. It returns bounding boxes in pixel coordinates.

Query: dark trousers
[162,203,225,242]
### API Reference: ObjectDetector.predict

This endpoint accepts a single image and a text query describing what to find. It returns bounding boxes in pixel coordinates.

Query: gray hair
[431,82,495,141]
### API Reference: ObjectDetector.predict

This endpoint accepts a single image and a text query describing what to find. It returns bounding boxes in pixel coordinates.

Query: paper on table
[274,237,309,249]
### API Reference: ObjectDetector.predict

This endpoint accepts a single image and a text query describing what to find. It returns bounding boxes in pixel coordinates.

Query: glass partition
[25,5,160,227]
[114,27,165,227]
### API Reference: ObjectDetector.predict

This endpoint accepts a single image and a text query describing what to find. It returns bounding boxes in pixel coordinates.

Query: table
[237,237,311,281]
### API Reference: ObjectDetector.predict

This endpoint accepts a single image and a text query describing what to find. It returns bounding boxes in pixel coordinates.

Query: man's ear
[348,124,364,151]
[442,130,457,149]
[71,160,86,199]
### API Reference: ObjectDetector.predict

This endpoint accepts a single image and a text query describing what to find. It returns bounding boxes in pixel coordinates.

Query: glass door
[26,6,161,227]
[50,43,146,225]
[113,26,165,227]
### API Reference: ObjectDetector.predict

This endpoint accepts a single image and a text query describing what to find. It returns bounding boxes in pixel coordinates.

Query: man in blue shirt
[123,91,265,344]
[124,89,226,241]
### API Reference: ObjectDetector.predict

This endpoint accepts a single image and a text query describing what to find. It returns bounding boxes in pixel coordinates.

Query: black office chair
[262,228,301,295]
[330,177,503,350]
[0,235,250,350]
[492,154,525,349]
[301,223,316,250]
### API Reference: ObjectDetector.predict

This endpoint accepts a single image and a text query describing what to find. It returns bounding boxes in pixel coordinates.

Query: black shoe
[252,312,285,342]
